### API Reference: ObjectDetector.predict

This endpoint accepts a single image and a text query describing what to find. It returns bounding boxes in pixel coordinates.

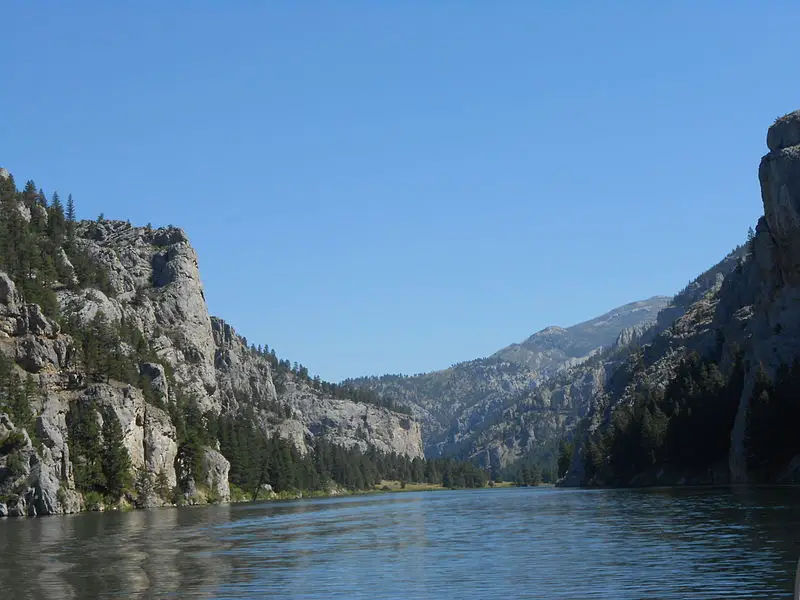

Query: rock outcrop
[211,316,423,458]
[349,296,670,460]
[726,110,800,481]
[556,110,800,486]
[0,206,423,516]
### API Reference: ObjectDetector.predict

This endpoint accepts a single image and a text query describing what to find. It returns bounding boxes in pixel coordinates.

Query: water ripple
[1,487,799,599]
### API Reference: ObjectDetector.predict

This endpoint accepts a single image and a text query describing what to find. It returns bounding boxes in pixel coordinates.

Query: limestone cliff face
[0,271,184,515]
[210,316,423,458]
[557,110,800,486]
[0,214,422,516]
[726,111,800,482]
[61,222,219,412]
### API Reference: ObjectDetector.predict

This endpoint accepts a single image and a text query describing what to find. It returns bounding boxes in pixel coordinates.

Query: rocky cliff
[462,256,743,474]
[348,297,669,460]
[492,297,671,373]
[559,110,800,486]
[0,194,422,516]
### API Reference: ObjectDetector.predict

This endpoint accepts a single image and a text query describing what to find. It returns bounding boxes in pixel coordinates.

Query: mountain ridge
[0,180,432,517]
[347,295,670,460]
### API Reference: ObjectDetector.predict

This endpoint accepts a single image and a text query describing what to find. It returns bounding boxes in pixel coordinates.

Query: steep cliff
[561,110,800,486]
[0,182,423,516]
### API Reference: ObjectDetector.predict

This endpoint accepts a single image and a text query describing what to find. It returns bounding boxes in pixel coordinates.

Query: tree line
[212,409,487,497]
[561,349,800,486]
[248,344,413,415]
[0,174,111,320]
[574,352,743,486]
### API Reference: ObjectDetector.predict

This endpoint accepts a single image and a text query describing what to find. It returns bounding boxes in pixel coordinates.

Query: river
[1,487,799,599]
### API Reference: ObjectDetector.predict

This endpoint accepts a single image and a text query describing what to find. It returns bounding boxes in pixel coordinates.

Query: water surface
[1,487,799,599]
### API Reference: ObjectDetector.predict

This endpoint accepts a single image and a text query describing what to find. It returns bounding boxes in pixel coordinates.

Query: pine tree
[66,194,76,247]
[747,226,756,256]
[68,399,105,492]
[101,408,132,498]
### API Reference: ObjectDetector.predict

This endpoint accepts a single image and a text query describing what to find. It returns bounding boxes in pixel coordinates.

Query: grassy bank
[230,479,542,505]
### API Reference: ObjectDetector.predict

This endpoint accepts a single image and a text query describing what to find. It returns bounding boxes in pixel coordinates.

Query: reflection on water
[1,487,799,599]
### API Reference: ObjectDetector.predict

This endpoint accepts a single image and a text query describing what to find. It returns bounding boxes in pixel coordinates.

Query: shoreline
[8,481,798,519]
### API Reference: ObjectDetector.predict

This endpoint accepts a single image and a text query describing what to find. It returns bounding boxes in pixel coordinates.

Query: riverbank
[231,479,500,504]
[0,479,543,518]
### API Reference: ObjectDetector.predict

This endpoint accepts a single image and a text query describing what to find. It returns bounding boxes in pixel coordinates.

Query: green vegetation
[214,410,487,497]
[101,407,132,497]
[745,361,800,481]
[0,353,36,432]
[0,174,110,319]
[577,352,744,486]
[251,346,412,414]
[66,397,133,501]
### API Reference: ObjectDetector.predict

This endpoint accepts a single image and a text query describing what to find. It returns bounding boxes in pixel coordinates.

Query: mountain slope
[459,246,746,475]
[560,110,800,487]
[492,297,670,373]
[348,296,669,458]
[0,173,426,516]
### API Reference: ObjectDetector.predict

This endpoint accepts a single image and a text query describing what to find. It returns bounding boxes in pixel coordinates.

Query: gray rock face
[140,362,169,403]
[726,112,800,481]
[0,168,9,180]
[494,297,671,373]
[0,272,21,316]
[350,296,670,459]
[554,109,800,486]
[759,144,800,283]
[212,317,278,412]
[79,383,181,490]
[36,395,81,514]
[59,221,218,413]
[278,378,423,458]
[26,462,62,516]
[212,317,423,458]
[0,414,40,517]
[201,449,230,502]
[0,210,424,515]
[143,404,178,489]
[767,110,800,152]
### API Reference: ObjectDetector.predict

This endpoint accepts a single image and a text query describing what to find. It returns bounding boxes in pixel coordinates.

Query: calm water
[1,487,800,599]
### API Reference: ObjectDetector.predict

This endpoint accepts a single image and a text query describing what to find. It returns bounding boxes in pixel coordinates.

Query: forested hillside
[559,110,800,487]
[0,167,484,517]
[347,297,668,465]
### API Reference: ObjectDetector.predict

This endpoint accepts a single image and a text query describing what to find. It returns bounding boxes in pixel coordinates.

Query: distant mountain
[346,296,669,458]
[493,297,671,375]
[556,110,800,487]
[458,246,746,476]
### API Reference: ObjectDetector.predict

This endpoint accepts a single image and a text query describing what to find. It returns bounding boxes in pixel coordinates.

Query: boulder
[0,272,21,315]
[140,362,169,403]
[15,335,69,373]
[25,461,62,516]
[201,448,230,503]
[144,404,178,489]
[767,110,800,151]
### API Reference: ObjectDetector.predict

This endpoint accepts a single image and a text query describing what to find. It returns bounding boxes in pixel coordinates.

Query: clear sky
[2,2,799,381]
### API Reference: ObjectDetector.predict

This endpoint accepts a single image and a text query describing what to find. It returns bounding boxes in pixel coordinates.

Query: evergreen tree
[102,408,132,498]
[66,193,76,246]
[68,399,105,493]
[557,440,574,479]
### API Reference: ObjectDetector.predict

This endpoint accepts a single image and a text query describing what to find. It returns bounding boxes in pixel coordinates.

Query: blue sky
[2,2,799,381]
